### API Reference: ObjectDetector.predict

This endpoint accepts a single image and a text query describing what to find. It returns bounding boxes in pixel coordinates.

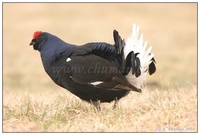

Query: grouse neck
[39,35,76,74]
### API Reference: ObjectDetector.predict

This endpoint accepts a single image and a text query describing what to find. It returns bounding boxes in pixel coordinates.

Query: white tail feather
[124,24,154,88]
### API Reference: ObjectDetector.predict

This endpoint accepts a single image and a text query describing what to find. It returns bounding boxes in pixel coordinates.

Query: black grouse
[29,24,156,110]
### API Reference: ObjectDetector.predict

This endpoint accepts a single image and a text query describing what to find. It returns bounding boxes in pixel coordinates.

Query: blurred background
[3,3,197,96]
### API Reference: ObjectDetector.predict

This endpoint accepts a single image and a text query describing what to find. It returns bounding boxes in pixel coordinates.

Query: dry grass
[3,85,197,132]
[3,3,197,132]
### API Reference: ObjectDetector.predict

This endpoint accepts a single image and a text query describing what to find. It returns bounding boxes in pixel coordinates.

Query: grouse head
[29,31,48,51]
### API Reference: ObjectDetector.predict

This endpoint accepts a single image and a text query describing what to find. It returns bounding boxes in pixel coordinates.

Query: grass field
[3,3,197,132]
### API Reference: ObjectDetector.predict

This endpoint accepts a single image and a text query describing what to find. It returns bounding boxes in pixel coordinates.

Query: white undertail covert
[124,24,155,89]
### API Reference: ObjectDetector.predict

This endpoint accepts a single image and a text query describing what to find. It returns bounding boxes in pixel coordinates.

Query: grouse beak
[29,39,36,45]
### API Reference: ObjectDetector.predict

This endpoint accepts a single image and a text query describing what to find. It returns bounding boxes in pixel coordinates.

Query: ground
[3,3,197,132]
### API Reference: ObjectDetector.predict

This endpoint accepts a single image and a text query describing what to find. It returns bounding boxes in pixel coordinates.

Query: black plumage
[29,28,155,109]
[149,58,156,75]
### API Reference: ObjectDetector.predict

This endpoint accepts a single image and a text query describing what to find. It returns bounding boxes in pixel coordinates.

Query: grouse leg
[113,97,119,110]
[91,100,101,111]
